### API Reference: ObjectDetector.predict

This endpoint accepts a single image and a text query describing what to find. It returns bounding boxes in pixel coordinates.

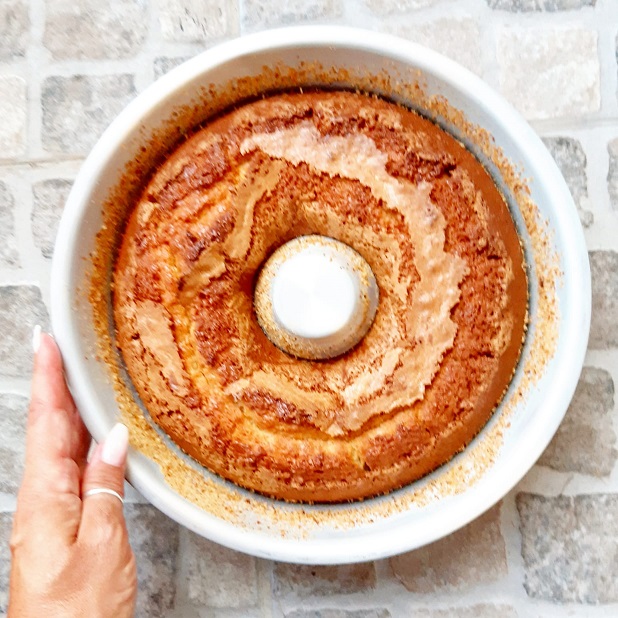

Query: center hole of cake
[254,235,379,361]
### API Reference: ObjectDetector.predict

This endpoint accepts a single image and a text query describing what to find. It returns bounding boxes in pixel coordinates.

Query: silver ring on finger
[83,487,124,505]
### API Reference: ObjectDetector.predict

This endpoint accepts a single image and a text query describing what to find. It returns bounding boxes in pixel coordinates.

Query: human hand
[8,328,137,618]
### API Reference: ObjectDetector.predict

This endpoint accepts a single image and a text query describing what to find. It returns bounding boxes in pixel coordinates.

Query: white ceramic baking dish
[51,26,590,564]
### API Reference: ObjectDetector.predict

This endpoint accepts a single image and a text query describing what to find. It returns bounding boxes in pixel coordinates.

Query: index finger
[21,329,90,495]
[14,328,91,549]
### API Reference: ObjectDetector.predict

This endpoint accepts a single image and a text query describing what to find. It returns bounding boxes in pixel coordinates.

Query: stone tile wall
[1,0,618,616]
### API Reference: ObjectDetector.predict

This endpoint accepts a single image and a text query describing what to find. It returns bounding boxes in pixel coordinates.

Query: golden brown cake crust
[113,90,528,502]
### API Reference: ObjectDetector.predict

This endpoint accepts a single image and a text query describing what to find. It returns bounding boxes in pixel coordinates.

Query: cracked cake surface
[113,90,528,502]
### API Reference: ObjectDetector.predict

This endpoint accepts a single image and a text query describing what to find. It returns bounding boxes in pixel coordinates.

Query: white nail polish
[101,423,129,467]
[32,324,41,354]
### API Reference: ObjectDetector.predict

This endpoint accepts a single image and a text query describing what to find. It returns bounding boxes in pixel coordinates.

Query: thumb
[79,423,129,542]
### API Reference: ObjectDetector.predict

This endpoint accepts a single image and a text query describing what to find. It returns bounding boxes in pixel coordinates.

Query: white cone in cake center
[272,251,359,340]
[254,235,379,360]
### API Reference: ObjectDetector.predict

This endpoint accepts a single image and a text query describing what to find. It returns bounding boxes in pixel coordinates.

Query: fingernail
[32,325,41,354]
[101,423,129,467]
